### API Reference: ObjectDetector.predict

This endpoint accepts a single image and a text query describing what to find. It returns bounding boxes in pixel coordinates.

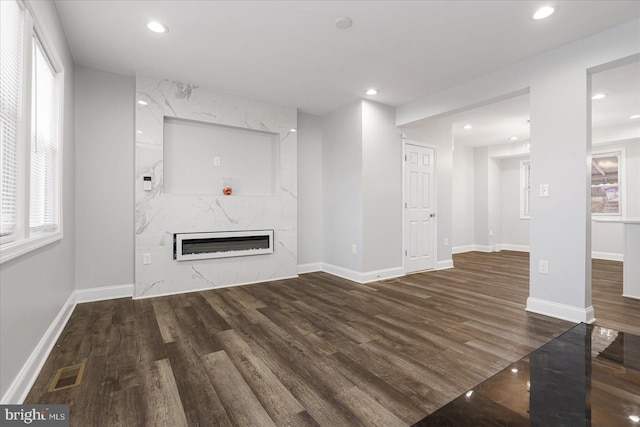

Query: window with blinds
[30,38,60,233]
[0,0,63,262]
[0,0,24,242]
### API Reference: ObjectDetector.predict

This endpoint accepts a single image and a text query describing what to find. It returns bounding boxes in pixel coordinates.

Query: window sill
[0,231,62,264]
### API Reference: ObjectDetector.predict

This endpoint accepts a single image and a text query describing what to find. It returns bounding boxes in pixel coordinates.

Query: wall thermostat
[143,176,152,191]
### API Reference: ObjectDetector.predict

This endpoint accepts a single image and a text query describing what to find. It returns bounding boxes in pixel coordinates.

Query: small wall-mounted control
[143,176,152,191]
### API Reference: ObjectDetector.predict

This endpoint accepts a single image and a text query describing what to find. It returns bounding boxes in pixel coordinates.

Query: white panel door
[404,143,435,273]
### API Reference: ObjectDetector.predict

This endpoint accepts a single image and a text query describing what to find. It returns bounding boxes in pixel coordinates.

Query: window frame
[519,159,531,220]
[591,148,625,217]
[0,0,64,264]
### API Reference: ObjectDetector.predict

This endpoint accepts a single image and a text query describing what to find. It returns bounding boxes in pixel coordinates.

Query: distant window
[0,0,64,263]
[591,151,623,216]
[520,160,531,219]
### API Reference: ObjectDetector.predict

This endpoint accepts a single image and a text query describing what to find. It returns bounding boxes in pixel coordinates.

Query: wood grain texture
[25,251,636,426]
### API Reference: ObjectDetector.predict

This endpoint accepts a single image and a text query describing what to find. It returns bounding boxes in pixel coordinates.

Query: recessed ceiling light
[465,391,473,398]
[147,21,168,33]
[136,130,143,134]
[463,124,472,130]
[366,89,378,96]
[629,415,640,423]
[629,114,640,119]
[335,17,352,30]
[533,6,555,20]
[591,93,607,100]
[137,100,148,106]
[510,136,519,141]
[511,368,519,373]
[290,128,297,132]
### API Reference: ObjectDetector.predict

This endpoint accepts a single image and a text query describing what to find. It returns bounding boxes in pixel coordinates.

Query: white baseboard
[298,263,322,274]
[436,259,454,270]
[361,266,405,283]
[526,297,595,324]
[497,244,530,252]
[321,263,364,283]
[592,251,623,261]
[315,263,406,284]
[75,284,134,303]
[452,245,475,254]
[452,245,496,253]
[1,292,77,404]
[454,244,623,262]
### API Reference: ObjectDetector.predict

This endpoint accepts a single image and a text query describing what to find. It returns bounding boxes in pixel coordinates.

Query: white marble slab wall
[135,75,297,298]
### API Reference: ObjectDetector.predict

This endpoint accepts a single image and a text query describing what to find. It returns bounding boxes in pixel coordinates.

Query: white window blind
[0,0,24,239]
[0,0,64,264]
[29,38,60,232]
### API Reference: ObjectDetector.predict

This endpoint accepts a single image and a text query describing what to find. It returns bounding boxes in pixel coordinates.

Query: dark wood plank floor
[25,251,636,426]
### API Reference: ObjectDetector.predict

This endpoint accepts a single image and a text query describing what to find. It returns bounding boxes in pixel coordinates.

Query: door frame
[402,138,438,274]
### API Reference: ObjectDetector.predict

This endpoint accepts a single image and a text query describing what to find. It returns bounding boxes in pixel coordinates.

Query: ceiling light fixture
[591,93,607,100]
[136,130,143,134]
[533,6,555,20]
[465,391,473,398]
[147,21,169,33]
[629,415,640,423]
[137,100,148,106]
[463,124,472,130]
[511,368,519,374]
[510,136,519,141]
[335,17,352,30]
[290,128,297,132]
[629,114,640,119]
[366,89,378,96]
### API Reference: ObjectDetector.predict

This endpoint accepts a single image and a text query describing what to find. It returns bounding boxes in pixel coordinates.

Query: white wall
[452,146,475,249]
[473,147,490,247]
[362,100,402,273]
[501,157,530,248]
[297,112,323,266]
[74,66,134,290]
[396,19,640,323]
[0,0,75,402]
[488,157,502,249]
[321,101,363,271]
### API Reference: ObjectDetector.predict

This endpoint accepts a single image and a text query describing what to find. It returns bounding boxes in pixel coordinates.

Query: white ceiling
[449,60,640,148]
[54,0,640,116]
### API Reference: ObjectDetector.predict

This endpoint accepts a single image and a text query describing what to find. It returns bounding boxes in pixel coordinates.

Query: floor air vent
[174,230,274,261]
[49,361,86,392]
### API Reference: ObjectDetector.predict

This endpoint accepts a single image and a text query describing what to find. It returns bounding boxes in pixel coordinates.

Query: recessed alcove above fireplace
[163,117,279,196]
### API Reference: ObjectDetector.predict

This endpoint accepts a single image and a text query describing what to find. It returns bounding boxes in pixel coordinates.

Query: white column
[526,62,594,323]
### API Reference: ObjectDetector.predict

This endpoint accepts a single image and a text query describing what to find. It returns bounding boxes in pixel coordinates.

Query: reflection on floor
[413,323,640,427]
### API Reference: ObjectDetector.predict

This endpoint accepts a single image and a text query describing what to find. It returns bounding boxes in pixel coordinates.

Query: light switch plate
[539,184,550,198]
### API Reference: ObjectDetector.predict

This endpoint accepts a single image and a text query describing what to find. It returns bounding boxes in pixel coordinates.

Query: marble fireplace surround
[134,75,297,298]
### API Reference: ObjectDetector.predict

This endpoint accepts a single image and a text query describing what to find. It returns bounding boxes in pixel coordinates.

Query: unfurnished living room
[1,1,639,426]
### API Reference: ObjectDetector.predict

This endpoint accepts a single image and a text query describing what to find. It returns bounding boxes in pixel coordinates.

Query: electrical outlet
[444,238,449,246]
[143,253,152,265]
[214,156,221,167]
[539,260,549,274]
[351,244,357,255]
